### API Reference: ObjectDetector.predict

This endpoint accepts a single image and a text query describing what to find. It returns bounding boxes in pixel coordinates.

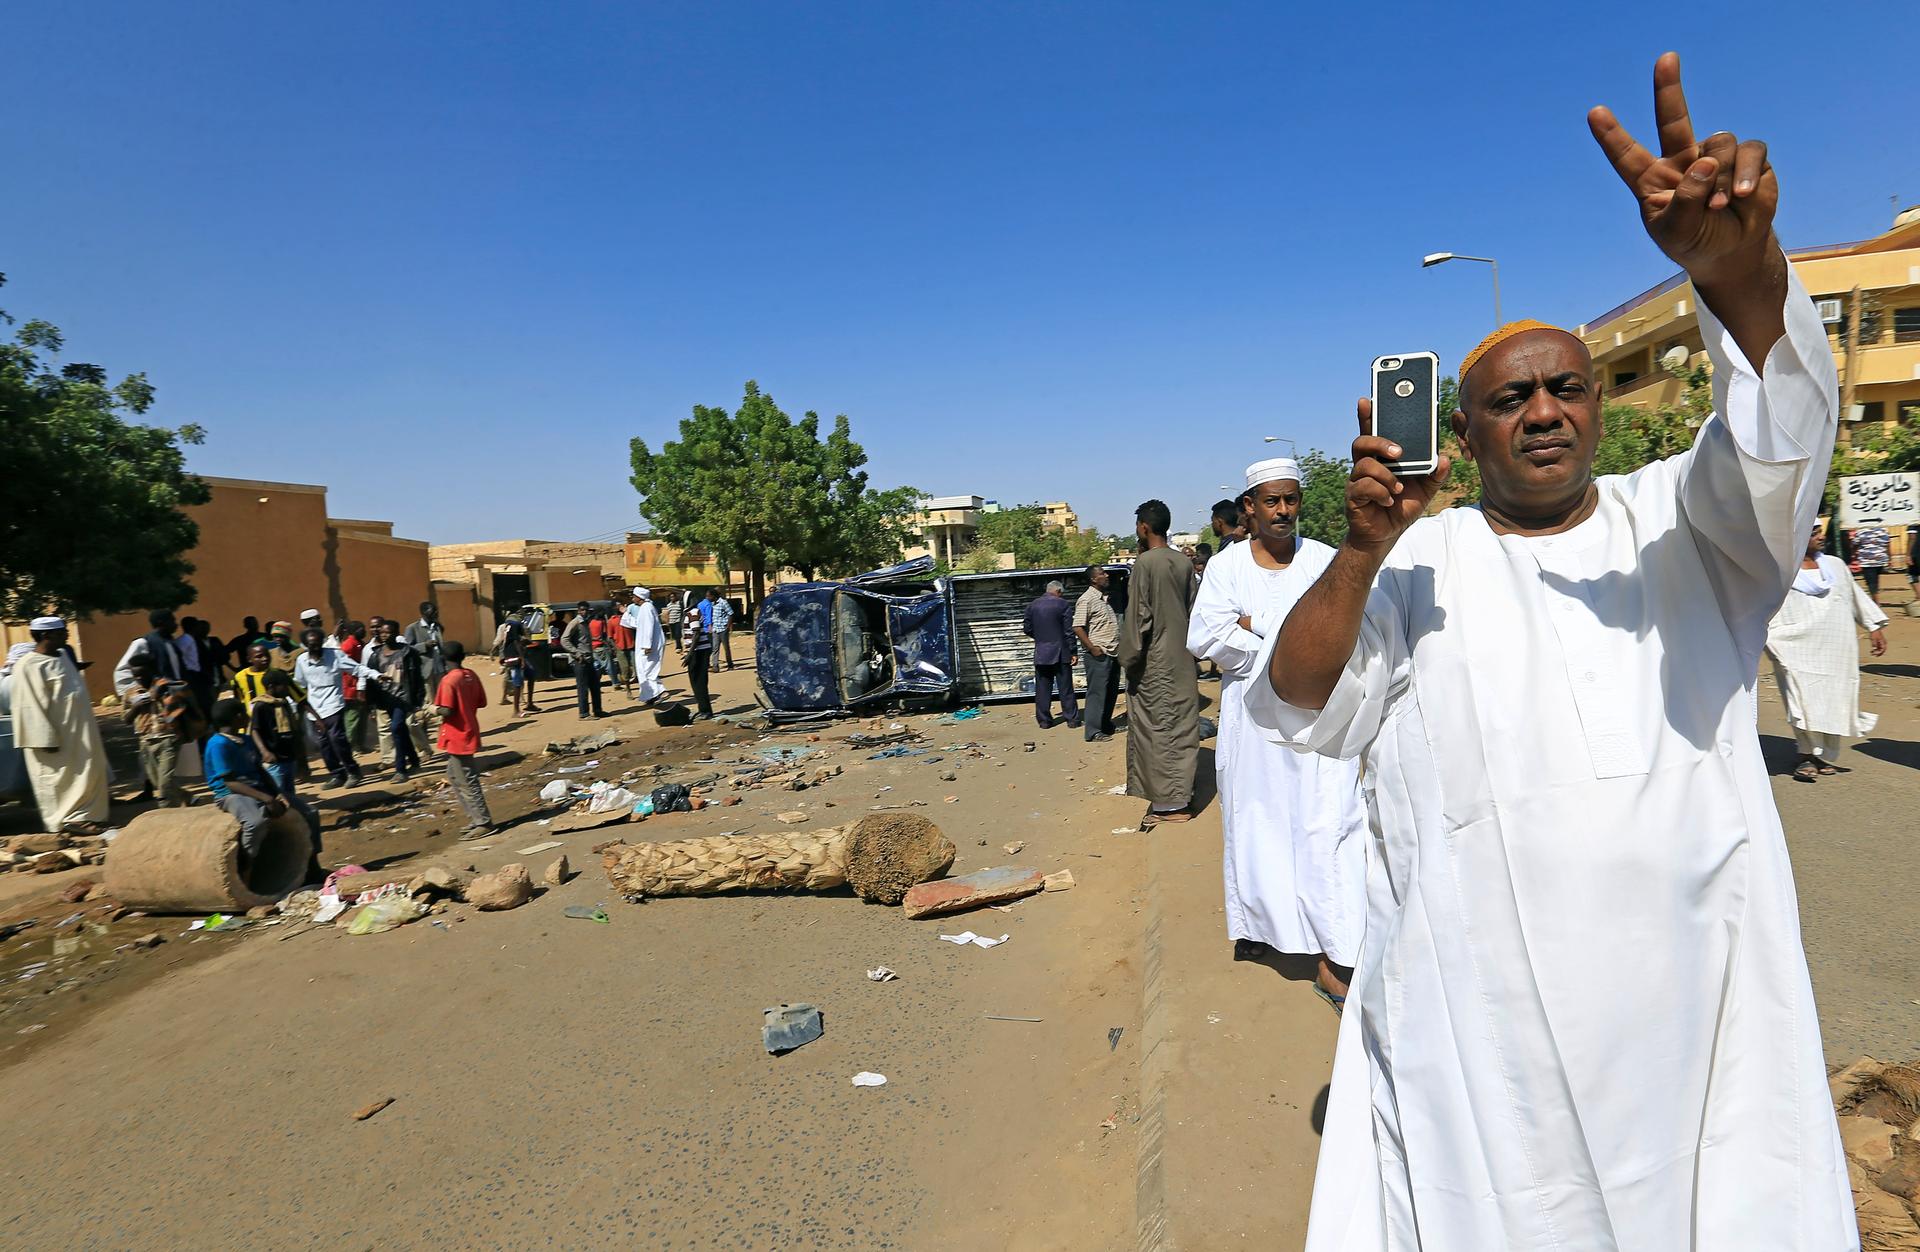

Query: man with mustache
[1246,54,1857,1251]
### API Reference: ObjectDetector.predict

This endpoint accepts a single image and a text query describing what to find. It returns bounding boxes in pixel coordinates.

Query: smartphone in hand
[1370,352,1440,476]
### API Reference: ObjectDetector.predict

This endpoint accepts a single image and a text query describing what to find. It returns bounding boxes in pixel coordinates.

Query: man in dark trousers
[1022,579,1081,729]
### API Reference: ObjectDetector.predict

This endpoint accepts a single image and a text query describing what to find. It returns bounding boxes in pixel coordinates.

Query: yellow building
[1579,206,1920,431]
[1039,501,1080,533]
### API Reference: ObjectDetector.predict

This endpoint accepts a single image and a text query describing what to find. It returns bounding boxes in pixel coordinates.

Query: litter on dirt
[1108,1027,1125,1051]
[354,1097,396,1121]
[984,1014,1043,1023]
[516,840,564,855]
[938,931,1010,949]
[866,966,898,982]
[851,1071,888,1087]
[763,1003,824,1054]
[564,905,611,923]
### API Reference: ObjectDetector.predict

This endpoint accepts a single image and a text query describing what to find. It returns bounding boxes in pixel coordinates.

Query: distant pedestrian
[435,641,497,839]
[1848,524,1890,600]
[338,619,378,753]
[113,608,186,696]
[404,601,448,751]
[622,587,666,703]
[1022,579,1081,730]
[563,600,606,719]
[607,593,636,695]
[1073,565,1121,741]
[663,595,684,654]
[291,626,383,788]
[707,589,736,670]
[683,606,716,720]
[14,617,113,835]
[362,621,426,782]
[1767,523,1889,781]
[122,652,202,808]
[250,668,309,801]
[1118,500,1200,827]
[1211,499,1246,546]
[497,611,535,715]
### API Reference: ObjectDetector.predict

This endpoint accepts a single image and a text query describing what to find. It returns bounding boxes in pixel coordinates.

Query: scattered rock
[722,796,741,807]
[1002,841,1025,855]
[939,771,957,782]
[245,905,275,920]
[903,865,1048,919]
[131,933,164,949]
[32,850,81,873]
[6,833,67,855]
[353,1096,396,1121]
[408,866,468,898]
[60,880,95,903]
[1042,870,1076,892]
[83,883,112,903]
[775,811,809,825]
[544,855,571,887]
[1839,1115,1900,1175]
[466,863,534,911]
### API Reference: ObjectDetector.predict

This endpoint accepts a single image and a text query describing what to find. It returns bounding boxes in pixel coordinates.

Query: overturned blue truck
[753,557,1130,721]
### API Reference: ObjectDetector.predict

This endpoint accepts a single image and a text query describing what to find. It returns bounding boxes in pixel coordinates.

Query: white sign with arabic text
[1838,472,1920,528]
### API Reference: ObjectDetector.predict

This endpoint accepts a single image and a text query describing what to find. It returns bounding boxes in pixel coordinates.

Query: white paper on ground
[938,932,1010,949]
[516,841,564,855]
[866,967,898,982]
[313,895,347,925]
[852,1072,888,1087]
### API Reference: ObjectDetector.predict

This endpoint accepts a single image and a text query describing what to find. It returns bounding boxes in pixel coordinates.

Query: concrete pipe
[103,806,312,913]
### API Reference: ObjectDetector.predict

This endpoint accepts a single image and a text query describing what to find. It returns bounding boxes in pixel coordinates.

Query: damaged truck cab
[754,557,1126,720]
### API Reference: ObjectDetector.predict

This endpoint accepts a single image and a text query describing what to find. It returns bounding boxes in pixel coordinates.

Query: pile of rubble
[1832,1057,1920,1248]
[0,832,111,875]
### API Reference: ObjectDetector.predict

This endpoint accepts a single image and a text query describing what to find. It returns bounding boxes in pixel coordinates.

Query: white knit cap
[28,615,65,631]
[1243,457,1302,489]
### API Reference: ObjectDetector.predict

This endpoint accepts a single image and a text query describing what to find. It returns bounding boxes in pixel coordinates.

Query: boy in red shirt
[433,641,497,838]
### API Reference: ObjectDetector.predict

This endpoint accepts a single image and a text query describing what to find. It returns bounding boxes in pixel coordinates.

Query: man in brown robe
[1118,499,1201,827]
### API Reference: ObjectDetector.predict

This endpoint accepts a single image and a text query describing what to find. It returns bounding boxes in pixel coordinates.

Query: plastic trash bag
[347,896,425,936]
[649,783,692,814]
[588,786,638,814]
[538,779,570,804]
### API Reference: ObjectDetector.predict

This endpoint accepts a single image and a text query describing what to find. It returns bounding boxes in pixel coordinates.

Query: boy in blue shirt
[204,697,323,885]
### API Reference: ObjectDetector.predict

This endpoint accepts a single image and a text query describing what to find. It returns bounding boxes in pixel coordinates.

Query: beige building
[903,495,988,567]
[427,539,625,649]
[4,476,430,701]
[1581,206,1920,433]
[1039,501,1080,533]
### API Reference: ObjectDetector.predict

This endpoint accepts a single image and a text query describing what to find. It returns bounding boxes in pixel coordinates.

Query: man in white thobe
[621,585,666,703]
[12,617,112,833]
[1766,523,1887,779]
[1246,58,1857,1251]
[1188,457,1365,1005]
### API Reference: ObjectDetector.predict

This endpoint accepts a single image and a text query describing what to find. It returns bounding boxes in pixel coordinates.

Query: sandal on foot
[1791,759,1818,783]
[1313,983,1346,1016]
[1815,761,1838,775]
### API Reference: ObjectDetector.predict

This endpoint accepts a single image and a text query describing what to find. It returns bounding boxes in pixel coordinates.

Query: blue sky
[6,2,1914,543]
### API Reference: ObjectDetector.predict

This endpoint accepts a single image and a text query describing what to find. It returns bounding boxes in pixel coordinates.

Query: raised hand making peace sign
[1588,52,1788,367]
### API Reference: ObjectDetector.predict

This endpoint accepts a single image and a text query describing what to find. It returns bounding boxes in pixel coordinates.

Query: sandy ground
[2,612,1918,1249]
[0,641,1155,1249]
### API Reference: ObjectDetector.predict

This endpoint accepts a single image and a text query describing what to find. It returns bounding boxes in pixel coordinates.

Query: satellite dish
[1661,345,1691,371]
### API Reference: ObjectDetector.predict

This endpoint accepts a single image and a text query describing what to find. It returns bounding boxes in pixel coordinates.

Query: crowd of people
[1,587,745,890]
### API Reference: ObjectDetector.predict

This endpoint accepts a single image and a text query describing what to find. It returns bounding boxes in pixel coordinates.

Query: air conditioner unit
[1816,298,1844,323]
[1845,404,1867,422]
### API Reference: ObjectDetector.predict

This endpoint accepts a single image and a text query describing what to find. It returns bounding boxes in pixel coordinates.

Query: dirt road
[2,616,1916,1249]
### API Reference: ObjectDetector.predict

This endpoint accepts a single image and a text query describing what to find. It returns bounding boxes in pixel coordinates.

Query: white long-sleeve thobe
[1245,262,1859,1252]
[12,650,112,829]
[621,600,665,701]
[1187,536,1365,963]
[1765,552,1886,749]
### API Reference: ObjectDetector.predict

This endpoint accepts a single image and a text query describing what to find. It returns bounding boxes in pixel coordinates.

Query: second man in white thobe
[621,586,666,703]
[1188,458,1366,996]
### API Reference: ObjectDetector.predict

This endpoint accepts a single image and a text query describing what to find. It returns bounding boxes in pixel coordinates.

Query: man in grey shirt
[1073,565,1121,741]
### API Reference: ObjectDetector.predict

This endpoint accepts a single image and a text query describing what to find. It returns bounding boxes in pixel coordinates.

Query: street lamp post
[1422,252,1502,325]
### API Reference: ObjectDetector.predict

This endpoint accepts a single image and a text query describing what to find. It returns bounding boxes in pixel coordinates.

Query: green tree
[963,505,1116,570]
[0,275,210,619]
[629,382,916,600]
[1295,449,1351,547]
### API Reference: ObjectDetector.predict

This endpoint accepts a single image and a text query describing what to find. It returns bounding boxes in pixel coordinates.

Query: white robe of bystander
[1187,536,1365,963]
[622,589,666,702]
[1765,550,1887,761]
